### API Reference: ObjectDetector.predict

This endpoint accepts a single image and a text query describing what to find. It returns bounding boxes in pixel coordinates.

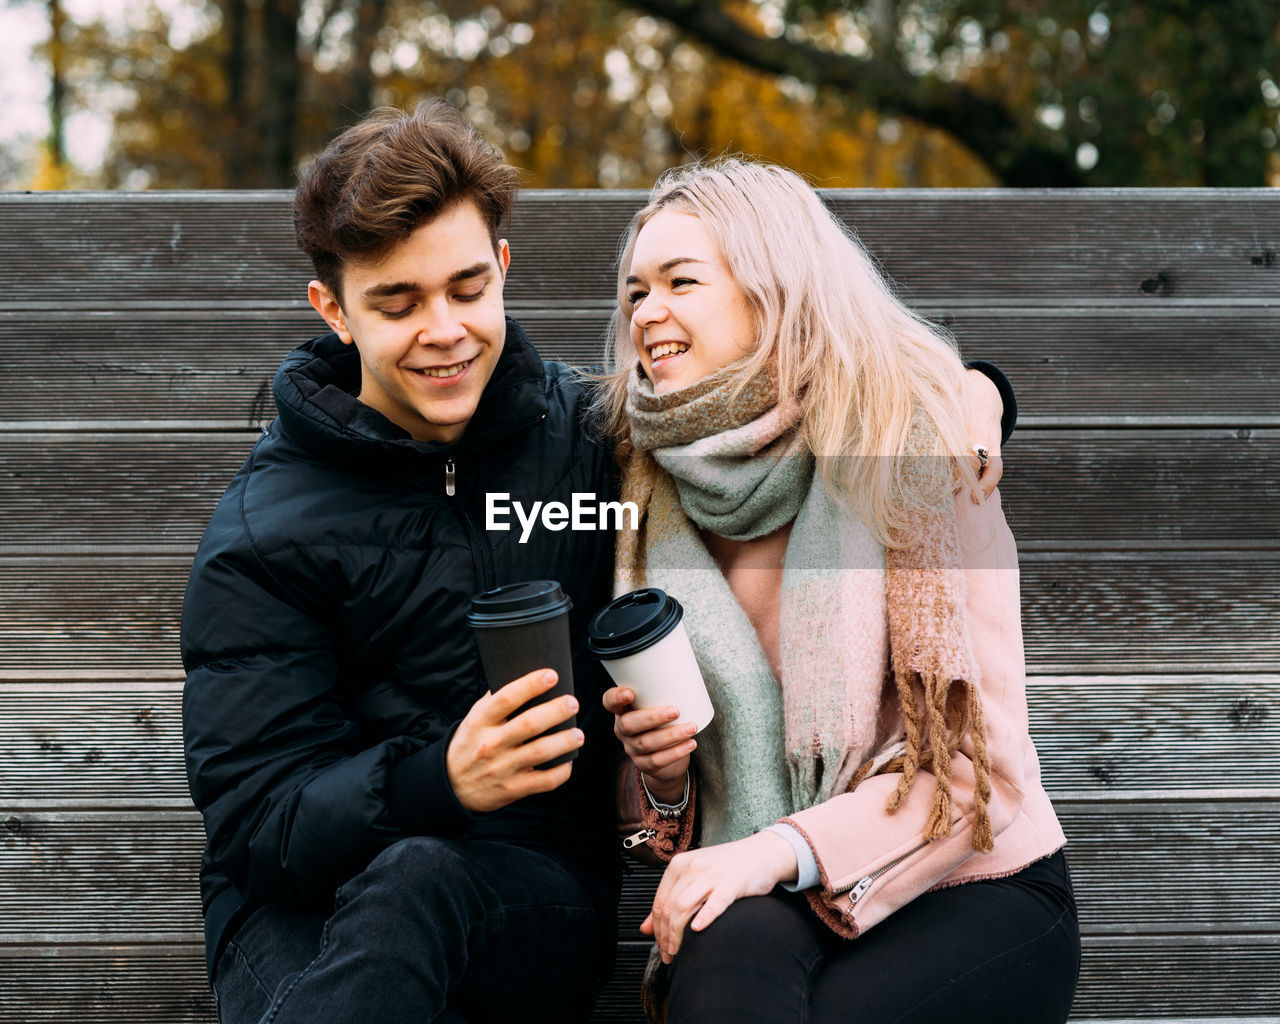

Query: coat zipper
[622,828,657,850]
[835,839,931,908]
[441,456,497,592]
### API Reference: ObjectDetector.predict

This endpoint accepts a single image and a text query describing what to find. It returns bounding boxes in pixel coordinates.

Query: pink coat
[617,489,1066,939]
[779,489,1066,938]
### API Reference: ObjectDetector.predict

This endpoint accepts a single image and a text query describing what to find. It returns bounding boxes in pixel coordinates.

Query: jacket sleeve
[778,487,1033,938]
[616,760,697,866]
[181,498,470,907]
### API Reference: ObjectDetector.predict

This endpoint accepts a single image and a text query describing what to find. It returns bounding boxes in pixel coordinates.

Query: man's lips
[408,357,475,380]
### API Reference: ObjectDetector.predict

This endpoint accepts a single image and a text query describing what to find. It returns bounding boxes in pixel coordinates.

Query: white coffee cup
[588,588,714,732]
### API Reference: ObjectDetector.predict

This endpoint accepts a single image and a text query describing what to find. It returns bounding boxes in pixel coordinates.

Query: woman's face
[625,209,756,395]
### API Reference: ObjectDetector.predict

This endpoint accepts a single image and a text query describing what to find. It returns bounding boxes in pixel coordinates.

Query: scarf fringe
[877,670,993,853]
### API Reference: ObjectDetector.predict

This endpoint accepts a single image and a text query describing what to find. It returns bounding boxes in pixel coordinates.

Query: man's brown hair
[294,99,520,305]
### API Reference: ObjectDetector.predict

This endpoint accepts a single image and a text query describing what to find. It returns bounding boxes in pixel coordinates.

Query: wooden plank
[0,946,216,1024]
[2,554,1276,675]
[2,430,1275,552]
[5,306,1279,427]
[0,683,189,805]
[3,676,1275,805]
[0,938,1273,1024]
[1026,675,1280,794]
[3,191,1278,313]
[3,801,1275,944]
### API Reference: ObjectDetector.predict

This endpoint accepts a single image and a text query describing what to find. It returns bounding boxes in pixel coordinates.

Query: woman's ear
[308,280,354,344]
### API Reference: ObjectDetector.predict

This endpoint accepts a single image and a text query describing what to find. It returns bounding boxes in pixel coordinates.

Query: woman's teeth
[650,343,689,359]
[421,360,471,378]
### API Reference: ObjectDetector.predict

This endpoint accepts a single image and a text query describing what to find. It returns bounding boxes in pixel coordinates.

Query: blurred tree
[41,0,1279,188]
[627,0,1280,185]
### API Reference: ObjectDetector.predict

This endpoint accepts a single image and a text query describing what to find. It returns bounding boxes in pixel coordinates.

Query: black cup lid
[587,588,683,659]
[467,580,572,628]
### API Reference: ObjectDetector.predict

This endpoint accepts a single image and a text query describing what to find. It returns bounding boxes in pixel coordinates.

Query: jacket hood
[273,316,550,472]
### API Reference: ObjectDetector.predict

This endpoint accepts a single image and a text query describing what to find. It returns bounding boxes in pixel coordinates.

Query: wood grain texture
[3,554,1276,674]
[3,802,1276,946]
[1,429,1275,551]
[4,191,1278,311]
[5,308,1280,428]
[5,939,1273,1024]
[3,676,1275,805]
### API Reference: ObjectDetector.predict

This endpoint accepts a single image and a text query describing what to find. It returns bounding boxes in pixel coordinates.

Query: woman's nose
[633,295,668,327]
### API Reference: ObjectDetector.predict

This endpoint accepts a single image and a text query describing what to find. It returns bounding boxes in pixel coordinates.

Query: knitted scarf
[616,363,993,852]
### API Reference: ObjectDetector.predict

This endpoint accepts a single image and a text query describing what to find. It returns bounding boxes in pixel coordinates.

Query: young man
[183,99,1015,1024]
[182,101,620,1023]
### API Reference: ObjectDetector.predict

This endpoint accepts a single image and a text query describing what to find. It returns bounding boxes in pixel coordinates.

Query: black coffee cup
[468,580,576,767]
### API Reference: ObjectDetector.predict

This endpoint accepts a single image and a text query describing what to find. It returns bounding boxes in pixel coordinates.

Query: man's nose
[417,300,467,345]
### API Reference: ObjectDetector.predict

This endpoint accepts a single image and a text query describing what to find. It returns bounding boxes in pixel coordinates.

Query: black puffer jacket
[182,321,620,977]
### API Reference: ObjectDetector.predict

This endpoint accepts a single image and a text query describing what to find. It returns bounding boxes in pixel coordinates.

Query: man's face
[309,200,510,444]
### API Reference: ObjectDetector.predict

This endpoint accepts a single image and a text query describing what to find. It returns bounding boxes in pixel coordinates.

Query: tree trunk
[261,0,301,186]
[222,0,250,186]
[47,0,66,177]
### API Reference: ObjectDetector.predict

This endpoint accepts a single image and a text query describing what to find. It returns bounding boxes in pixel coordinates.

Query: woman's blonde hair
[595,157,977,545]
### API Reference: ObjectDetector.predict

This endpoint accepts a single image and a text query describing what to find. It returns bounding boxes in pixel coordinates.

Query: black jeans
[212,837,609,1024]
[665,849,1080,1024]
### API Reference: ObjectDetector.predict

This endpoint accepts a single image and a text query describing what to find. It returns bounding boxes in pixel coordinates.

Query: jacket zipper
[622,828,657,850]
[441,456,497,592]
[835,839,931,908]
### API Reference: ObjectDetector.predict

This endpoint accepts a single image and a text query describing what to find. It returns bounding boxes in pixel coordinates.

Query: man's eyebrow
[361,262,493,300]
[447,261,493,285]
[625,257,709,285]
[362,281,419,300]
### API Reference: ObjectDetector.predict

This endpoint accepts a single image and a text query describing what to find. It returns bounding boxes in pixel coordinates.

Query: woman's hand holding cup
[602,686,697,803]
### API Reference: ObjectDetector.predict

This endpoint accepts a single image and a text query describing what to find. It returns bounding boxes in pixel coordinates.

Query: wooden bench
[2,189,1278,1023]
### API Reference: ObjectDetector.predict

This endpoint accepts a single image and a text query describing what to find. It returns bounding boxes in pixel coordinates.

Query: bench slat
[1,430,1275,552]
[4,309,1280,425]
[3,555,1276,674]
[3,802,1276,943]
[3,191,1278,311]
[3,676,1275,804]
[1,938,1276,1024]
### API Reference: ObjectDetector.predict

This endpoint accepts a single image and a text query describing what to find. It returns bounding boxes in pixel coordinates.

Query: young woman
[598,159,1080,1023]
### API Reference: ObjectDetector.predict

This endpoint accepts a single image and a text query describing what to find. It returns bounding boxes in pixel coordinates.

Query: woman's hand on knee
[602,685,695,801]
[641,831,798,964]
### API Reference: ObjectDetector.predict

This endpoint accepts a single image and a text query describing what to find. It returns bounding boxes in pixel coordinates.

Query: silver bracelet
[641,770,690,819]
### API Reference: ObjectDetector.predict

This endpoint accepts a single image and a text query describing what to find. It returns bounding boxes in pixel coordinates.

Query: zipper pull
[444,458,456,497]
[847,875,874,907]
[622,828,657,850]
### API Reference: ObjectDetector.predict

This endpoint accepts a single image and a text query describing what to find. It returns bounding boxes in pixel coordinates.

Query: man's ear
[496,239,511,281]
[308,281,354,345]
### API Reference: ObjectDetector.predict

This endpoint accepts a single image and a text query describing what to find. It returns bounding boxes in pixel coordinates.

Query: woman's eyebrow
[625,256,709,285]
